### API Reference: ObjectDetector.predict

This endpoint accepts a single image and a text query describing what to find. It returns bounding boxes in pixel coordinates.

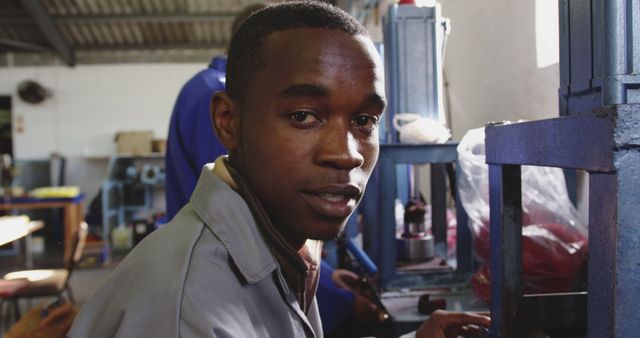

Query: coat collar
[190,161,277,284]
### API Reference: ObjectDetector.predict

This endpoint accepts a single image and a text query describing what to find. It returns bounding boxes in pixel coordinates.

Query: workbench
[0,195,84,263]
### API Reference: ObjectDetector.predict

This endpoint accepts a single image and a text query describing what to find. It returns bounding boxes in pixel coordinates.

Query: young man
[69,2,488,337]
[163,2,384,334]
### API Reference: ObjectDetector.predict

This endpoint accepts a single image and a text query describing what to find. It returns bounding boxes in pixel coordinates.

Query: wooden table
[0,195,84,262]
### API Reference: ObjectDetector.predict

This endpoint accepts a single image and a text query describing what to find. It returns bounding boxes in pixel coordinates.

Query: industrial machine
[100,154,164,263]
[485,0,640,337]
[360,0,473,293]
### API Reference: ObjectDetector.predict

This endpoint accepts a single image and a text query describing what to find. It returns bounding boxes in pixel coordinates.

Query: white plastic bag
[392,113,451,144]
[456,127,586,236]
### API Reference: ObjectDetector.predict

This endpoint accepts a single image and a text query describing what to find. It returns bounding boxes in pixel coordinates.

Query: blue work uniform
[165,56,228,220]
[317,260,356,333]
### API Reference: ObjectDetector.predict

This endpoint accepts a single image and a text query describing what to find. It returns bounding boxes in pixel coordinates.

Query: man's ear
[211,92,241,150]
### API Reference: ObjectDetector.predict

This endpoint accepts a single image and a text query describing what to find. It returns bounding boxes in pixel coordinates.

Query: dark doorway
[0,96,12,156]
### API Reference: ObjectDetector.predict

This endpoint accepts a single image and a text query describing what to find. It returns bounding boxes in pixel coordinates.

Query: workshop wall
[440,0,560,140]
[343,0,559,142]
[408,0,588,218]
[0,63,203,159]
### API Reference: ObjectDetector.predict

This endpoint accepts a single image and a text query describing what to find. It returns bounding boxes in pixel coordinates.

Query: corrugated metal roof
[0,0,268,65]
[0,0,377,66]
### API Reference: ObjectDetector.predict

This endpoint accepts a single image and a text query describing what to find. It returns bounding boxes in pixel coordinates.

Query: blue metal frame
[364,2,471,291]
[485,105,640,337]
[487,0,639,334]
[362,143,474,289]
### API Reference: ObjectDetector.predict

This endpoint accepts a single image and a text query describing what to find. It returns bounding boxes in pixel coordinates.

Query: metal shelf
[100,154,164,264]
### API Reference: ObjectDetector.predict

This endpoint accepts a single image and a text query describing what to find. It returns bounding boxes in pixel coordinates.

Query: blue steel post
[610,149,640,336]
[378,148,399,288]
[488,164,523,338]
[587,107,640,337]
[587,172,617,337]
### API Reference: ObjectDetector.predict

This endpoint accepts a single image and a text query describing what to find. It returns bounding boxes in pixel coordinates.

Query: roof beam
[19,0,75,66]
[0,38,51,52]
[76,42,226,51]
[0,16,32,24]
[0,13,236,25]
[55,13,235,24]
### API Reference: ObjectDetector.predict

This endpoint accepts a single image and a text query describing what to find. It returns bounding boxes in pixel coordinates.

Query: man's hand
[331,268,359,290]
[416,310,490,338]
[331,269,389,323]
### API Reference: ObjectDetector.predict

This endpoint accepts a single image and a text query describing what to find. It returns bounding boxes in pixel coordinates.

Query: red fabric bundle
[471,222,588,303]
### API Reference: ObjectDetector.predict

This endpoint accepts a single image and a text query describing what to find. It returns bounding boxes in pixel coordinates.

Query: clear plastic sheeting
[456,127,588,301]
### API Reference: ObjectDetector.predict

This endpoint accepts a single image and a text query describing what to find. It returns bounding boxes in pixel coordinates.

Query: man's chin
[307,222,348,242]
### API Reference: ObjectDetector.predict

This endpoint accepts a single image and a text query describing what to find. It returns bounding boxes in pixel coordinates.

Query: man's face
[233,28,386,248]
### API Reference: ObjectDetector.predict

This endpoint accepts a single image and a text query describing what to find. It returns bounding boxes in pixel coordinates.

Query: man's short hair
[226,1,368,103]
[231,3,268,36]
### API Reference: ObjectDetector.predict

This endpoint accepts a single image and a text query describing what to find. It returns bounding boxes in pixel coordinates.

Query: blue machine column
[587,108,640,337]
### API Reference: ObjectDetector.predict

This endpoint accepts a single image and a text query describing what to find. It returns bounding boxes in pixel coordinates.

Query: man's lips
[301,184,361,218]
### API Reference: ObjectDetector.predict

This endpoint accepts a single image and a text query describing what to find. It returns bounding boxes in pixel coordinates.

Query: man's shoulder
[69,205,215,337]
[183,65,225,93]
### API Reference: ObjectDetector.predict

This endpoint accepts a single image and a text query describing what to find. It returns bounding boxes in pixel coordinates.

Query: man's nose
[315,125,364,170]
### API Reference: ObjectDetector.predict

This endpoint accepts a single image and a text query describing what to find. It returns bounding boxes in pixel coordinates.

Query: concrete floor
[1,239,487,336]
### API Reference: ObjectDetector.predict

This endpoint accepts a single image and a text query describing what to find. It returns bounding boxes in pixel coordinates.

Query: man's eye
[289,111,321,126]
[352,115,379,130]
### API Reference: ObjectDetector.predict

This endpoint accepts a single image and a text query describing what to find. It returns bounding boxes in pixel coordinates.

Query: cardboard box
[114,131,153,155]
[152,139,167,154]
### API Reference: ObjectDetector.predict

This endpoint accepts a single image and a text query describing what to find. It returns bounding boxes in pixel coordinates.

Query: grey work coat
[68,164,322,337]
